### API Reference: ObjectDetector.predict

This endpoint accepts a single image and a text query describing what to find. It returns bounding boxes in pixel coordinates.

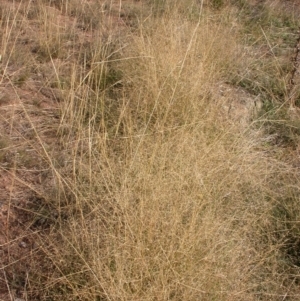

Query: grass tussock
[1,0,300,300]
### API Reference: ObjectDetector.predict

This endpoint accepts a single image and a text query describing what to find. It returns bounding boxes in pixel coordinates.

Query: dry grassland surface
[0,0,300,300]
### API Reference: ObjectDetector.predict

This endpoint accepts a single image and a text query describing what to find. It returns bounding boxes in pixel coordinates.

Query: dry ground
[0,0,300,300]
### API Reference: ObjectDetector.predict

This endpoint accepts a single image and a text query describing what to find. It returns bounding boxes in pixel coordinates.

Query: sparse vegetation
[0,0,300,300]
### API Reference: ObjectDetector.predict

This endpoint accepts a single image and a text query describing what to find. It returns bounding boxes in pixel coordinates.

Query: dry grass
[1,0,300,300]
